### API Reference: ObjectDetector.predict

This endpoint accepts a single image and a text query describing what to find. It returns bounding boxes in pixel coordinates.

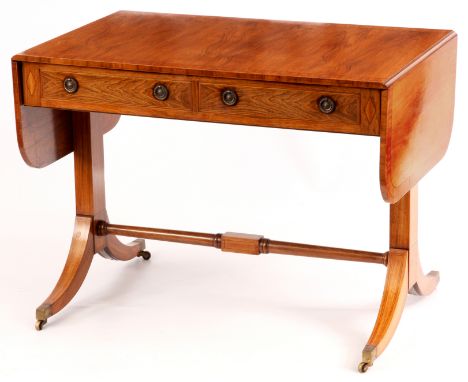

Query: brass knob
[153,84,169,101]
[63,77,78,93]
[221,89,238,106]
[318,96,336,114]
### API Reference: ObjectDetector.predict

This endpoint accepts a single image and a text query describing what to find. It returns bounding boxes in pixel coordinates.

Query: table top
[11,12,457,204]
[13,11,454,89]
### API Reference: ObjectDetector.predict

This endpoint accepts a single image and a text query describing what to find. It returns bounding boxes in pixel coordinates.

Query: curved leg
[409,251,439,296]
[358,249,408,373]
[36,216,94,330]
[359,187,439,371]
[98,234,149,261]
[36,112,151,330]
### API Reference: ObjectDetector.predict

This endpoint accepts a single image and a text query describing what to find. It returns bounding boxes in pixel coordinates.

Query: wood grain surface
[361,248,409,368]
[72,111,145,261]
[13,11,454,89]
[12,61,73,168]
[12,11,457,201]
[220,232,264,255]
[103,222,387,264]
[39,64,193,112]
[36,216,95,322]
[21,63,379,136]
[14,13,453,356]
[380,36,457,203]
[199,80,360,124]
[390,186,440,295]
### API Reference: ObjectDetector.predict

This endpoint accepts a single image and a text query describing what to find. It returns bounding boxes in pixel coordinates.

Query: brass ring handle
[63,77,79,93]
[221,89,238,106]
[153,84,169,101]
[318,96,336,114]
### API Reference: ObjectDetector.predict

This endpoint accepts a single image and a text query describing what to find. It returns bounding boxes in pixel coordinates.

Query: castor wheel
[358,362,371,373]
[138,250,151,260]
[35,319,47,331]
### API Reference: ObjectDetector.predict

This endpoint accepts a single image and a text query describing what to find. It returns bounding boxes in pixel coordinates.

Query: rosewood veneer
[11,11,457,372]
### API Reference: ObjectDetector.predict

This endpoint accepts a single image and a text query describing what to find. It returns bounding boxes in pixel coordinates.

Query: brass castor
[35,319,47,331]
[138,250,151,260]
[358,362,371,373]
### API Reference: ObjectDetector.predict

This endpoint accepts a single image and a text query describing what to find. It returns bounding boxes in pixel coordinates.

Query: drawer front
[200,81,359,124]
[22,63,193,116]
[21,63,379,135]
[197,79,380,135]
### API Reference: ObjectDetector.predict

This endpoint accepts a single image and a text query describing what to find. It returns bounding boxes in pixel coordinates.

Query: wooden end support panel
[380,34,457,203]
[221,232,264,255]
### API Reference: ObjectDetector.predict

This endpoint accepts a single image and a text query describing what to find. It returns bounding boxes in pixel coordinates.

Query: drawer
[198,80,380,135]
[22,63,193,116]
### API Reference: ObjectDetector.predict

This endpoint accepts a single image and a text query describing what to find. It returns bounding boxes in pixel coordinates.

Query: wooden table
[11,11,457,372]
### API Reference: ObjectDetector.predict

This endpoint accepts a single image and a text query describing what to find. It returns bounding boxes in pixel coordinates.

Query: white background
[0,1,466,381]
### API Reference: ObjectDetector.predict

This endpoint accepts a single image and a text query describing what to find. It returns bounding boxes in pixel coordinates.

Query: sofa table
[11,11,457,372]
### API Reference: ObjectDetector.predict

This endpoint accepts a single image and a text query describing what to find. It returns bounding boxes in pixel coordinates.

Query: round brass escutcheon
[221,89,238,106]
[153,84,169,101]
[318,96,336,114]
[63,77,78,93]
